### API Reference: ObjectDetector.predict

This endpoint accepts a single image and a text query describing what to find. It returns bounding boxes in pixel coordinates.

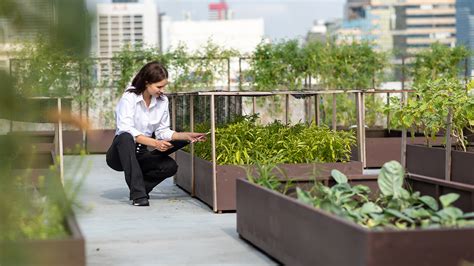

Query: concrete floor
[65,155,276,266]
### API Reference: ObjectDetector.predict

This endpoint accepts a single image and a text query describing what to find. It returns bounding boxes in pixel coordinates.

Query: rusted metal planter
[351,129,433,168]
[0,215,85,266]
[236,175,474,266]
[192,155,363,212]
[175,150,193,194]
[63,129,116,154]
[406,144,474,185]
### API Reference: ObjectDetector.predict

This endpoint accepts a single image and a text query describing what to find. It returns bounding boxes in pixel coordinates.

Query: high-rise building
[344,0,370,20]
[95,0,159,58]
[95,0,159,80]
[339,0,396,51]
[339,0,456,55]
[0,0,56,70]
[392,0,456,55]
[456,0,474,76]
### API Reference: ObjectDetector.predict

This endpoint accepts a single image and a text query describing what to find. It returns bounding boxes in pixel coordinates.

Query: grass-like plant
[193,115,356,165]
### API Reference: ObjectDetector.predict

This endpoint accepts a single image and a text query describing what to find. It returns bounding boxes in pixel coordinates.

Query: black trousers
[106,133,188,200]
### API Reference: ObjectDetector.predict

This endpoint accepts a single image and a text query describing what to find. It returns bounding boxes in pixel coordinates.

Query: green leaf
[331,169,348,184]
[437,206,463,220]
[403,208,431,219]
[463,212,474,219]
[360,202,382,215]
[377,161,405,198]
[439,193,460,208]
[385,208,415,223]
[419,195,439,211]
[296,187,313,206]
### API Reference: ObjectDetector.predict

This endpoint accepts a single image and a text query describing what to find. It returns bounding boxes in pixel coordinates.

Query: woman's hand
[154,139,173,151]
[187,132,207,143]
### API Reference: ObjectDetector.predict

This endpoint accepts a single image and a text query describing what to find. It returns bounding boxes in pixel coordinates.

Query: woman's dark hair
[126,61,168,95]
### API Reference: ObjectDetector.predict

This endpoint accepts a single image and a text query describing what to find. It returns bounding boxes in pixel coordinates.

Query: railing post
[57,98,64,185]
[210,94,217,212]
[401,91,408,168]
[190,96,195,195]
[445,108,453,181]
[314,94,320,126]
[355,91,366,167]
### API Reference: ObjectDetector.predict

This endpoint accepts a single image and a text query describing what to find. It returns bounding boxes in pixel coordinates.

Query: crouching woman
[106,61,206,206]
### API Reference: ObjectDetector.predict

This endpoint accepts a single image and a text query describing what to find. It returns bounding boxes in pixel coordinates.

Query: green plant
[411,43,470,86]
[318,41,387,90]
[387,78,474,150]
[12,37,81,97]
[296,161,474,229]
[248,39,308,91]
[194,115,356,164]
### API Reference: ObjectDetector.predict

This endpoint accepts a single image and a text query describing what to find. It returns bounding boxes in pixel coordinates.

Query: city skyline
[86,0,345,40]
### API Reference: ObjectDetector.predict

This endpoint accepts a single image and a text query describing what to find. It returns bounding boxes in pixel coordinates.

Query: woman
[106,61,206,206]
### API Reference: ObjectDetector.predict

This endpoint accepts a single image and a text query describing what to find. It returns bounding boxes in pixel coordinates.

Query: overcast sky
[87,0,345,40]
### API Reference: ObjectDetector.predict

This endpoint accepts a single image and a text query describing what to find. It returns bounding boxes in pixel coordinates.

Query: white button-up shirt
[115,91,175,142]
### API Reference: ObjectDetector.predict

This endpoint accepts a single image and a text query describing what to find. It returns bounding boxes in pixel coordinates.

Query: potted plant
[237,161,474,265]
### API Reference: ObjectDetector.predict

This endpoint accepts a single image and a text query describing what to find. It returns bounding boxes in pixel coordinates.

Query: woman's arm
[171,132,207,143]
[136,135,173,151]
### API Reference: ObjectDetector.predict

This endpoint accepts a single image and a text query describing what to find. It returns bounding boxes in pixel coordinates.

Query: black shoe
[132,197,149,206]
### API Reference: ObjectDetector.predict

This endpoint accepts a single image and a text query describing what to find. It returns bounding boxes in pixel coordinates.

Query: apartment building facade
[456,0,474,76]
[340,0,456,55]
[392,0,456,55]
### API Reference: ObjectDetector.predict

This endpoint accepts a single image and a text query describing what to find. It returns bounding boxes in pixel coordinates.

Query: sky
[87,0,345,40]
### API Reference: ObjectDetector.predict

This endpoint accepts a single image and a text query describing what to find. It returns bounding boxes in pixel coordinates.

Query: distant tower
[209,0,229,20]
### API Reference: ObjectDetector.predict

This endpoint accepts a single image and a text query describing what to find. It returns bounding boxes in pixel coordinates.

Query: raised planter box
[236,175,474,266]
[1,215,85,266]
[351,129,437,168]
[188,153,363,212]
[175,150,193,194]
[63,129,116,154]
[406,144,474,185]
[365,129,430,168]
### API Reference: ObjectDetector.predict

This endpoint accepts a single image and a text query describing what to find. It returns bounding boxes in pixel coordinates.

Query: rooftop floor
[66,155,276,265]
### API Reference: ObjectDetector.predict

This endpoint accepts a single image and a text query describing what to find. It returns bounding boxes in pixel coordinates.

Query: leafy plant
[318,41,387,90]
[12,37,81,97]
[411,43,470,87]
[194,115,356,164]
[247,40,387,92]
[386,77,474,150]
[295,161,474,229]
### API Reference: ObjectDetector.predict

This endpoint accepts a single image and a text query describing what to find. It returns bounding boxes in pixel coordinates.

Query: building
[209,0,231,20]
[392,0,456,55]
[163,19,264,54]
[456,0,474,76]
[95,0,159,80]
[306,20,328,42]
[0,0,55,70]
[338,0,396,51]
[344,0,370,20]
[339,0,456,55]
[95,0,159,58]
